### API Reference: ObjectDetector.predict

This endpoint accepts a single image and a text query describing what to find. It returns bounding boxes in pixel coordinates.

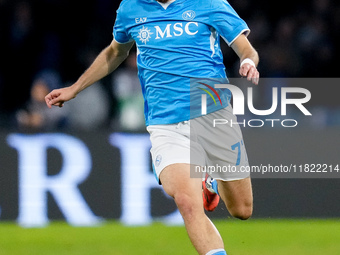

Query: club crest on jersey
[138,26,153,44]
[182,10,196,21]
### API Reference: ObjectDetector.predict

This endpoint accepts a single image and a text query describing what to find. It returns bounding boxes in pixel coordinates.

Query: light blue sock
[205,249,227,255]
[213,251,227,255]
[211,179,219,195]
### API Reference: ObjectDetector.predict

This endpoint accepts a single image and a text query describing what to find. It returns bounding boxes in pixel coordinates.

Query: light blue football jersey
[113,0,249,126]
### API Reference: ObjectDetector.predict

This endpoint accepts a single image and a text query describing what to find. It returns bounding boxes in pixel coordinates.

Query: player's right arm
[45,39,134,108]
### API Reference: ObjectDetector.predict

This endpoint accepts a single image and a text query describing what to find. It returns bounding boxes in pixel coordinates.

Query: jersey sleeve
[209,0,250,46]
[113,5,132,44]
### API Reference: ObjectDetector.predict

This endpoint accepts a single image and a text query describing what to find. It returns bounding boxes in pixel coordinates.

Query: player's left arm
[231,34,260,85]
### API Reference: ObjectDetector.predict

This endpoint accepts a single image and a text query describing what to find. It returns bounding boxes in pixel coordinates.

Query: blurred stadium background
[0,0,339,254]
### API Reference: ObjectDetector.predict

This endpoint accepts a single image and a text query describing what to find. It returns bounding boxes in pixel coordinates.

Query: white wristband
[240,58,256,68]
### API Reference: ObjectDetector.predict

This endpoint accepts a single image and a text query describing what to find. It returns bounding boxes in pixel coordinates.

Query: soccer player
[45,0,259,254]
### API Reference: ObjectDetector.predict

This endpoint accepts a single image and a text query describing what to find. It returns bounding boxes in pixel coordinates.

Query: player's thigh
[160,163,202,199]
[160,163,205,217]
[217,177,253,218]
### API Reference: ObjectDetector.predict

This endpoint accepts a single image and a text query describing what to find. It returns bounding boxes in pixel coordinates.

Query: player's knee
[230,205,253,220]
[174,193,200,220]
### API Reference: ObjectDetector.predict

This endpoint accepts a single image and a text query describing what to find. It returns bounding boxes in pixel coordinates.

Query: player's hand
[45,86,78,108]
[240,63,260,85]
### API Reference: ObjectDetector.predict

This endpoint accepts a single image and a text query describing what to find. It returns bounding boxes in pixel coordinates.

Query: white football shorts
[147,106,250,183]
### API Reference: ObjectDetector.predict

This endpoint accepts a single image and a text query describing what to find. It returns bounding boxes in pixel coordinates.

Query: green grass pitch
[0,219,339,255]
